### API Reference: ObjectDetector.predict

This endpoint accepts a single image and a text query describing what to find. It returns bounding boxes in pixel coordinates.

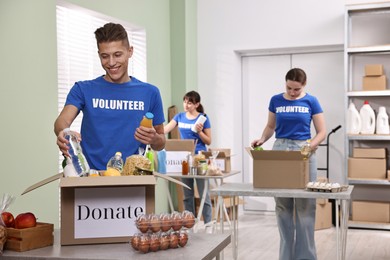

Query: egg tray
[306,185,349,193]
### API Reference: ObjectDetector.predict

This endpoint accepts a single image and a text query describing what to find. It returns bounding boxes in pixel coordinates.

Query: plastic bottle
[106,152,124,173]
[300,140,312,160]
[63,128,90,176]
[346,102,362,134]
[157,149,167,174]
[376,106,390,134]
[359,100,376,134]
[146,146,154,171]
[182,159,189,175]
[191,114,207,133]
[63,157,79,177]
[140,112,154,128]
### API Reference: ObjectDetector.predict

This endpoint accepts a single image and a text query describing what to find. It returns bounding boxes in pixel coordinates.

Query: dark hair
[285,68,307,85]
[94,23,129,48]
[183,91,204,114]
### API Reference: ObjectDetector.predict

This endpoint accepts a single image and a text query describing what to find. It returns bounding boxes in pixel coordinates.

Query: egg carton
[306,182,349,193]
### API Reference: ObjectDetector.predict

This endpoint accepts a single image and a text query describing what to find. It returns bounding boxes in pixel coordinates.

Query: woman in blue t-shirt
[251,68,326,260]
[164,91,213,227]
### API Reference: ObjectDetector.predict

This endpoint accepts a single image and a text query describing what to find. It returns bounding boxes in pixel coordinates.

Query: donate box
[59,176,155,245]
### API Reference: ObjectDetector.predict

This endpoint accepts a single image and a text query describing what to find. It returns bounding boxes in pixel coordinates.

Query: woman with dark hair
[251,68,326,260]
[164,91,213,229]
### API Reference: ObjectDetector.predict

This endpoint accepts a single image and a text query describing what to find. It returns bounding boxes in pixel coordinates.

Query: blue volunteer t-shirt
[173,112,211,153]
[269,93,323,140]
[65,76,165,170]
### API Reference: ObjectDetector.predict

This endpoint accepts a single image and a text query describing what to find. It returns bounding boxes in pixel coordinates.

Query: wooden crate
[5,222,54,252]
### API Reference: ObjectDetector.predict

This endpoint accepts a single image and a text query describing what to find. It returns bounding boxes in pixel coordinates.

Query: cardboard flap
[202,151,231,159]
[245,147,304,160]
[165,139,195,154]
[21,173,63,195]
[153,172,191,190]
[208,148,231,157]
[60,175,156,187]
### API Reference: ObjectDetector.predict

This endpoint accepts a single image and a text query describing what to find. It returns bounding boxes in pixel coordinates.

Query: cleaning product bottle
[359,100,376,134]
[63,128,90,176]
[376,106,390,134]
[106,152,124,173]
[347,102,361,134]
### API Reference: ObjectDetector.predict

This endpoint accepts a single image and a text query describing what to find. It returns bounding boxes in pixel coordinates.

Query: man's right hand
[57,129,82,157]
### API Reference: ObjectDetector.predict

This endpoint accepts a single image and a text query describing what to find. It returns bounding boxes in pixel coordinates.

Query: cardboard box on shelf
[165,139,195,173]
[245,148,308,189]
[362,75,387,91]
[365,64,384,76]
[352,201,390,223]
[21,172,189,246]
[353,147,387,159]
[202,148,232,173]
[315,200,332,230]
[348,158,387,179]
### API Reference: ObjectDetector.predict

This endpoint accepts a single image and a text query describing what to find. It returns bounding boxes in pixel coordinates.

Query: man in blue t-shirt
[54,23,165,170]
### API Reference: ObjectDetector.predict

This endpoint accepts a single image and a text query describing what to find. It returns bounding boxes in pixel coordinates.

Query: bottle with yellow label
[140,112,154,128]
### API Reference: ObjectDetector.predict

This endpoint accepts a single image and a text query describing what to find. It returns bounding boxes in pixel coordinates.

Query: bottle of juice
[140,112,154,128]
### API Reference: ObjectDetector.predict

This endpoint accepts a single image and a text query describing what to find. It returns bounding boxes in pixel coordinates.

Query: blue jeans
[273,139,317,260]
[182,178,212,224]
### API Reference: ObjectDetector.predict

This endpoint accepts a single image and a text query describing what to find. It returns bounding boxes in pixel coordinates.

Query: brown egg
[169,232,179,249]
[136,214,150,233]
[130,233,141,251]
[181,210,195,229]
[159,213,172,232]
[171,211,183,231]
[138,234,150,254]
[159,232,170,250]
[178,231,189,247]
[149,233,160,252]
[149,214,161,233]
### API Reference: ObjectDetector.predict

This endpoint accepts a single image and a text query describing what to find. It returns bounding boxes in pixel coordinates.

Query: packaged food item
[122,155,152,175]
[300,140,312,159]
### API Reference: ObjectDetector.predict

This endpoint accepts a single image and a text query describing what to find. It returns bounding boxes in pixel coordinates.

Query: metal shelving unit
[345,2,390,230]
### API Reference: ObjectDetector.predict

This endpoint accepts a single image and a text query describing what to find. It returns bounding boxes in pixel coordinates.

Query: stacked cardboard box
[352,201,390,223]
[348,147,388,179]
[362,64,387,90]
[314,177,332,230]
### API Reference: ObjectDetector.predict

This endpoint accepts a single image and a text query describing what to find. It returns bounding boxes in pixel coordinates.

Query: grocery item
[300,140,312,159]
[359,100,375,134]
[63,157,79,177]
[191,114,207,133]
[376,106,390,134]
[63,128,90,176]
[157,149,167,174]
[181,159,188,175]
[140,112,154,128]
[122,155,151,175]
[145,146,154,171]
[106,152,124,173]
[346,102,361,134]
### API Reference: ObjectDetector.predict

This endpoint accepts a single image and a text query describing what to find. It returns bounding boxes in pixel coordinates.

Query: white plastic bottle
[376,106,390,134]
[359,100,376,134]
[107,152,124,173]
[191,114,207,133]
[347,102,362,134]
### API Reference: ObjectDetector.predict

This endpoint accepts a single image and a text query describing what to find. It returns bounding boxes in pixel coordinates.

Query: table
[210,183,354,260]
[2,230,231,260]
[164,171,240,226]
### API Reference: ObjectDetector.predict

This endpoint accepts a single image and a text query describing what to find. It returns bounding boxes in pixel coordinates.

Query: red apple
[14,212,37,229]
[1,211,15,228]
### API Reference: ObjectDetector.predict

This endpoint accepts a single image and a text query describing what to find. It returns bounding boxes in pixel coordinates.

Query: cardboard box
[352,201,390,223]
[363,75,387,91]
[203,148,232,173]
[315,200,332,230]
[353,147,387,159]
[246,148,309,189]
[5,222,54,252]
[365,64,384,76]
[165,139,195,173]
[348,158,387,179]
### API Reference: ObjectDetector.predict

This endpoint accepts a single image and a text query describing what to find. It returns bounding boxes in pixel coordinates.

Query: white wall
[197,0,346,183]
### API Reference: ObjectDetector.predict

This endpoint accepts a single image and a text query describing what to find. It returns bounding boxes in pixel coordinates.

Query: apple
[1,211,15,228]
[14,212,37,229]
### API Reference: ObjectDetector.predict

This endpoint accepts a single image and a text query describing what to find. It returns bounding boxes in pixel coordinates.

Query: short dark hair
[94,23,129,47]
[285,68,307,85]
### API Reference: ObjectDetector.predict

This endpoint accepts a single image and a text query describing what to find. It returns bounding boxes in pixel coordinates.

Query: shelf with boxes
[345,2,390,230]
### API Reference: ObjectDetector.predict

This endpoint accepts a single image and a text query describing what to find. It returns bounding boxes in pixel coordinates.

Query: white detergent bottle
[359,100,376,134]
[376,106,390,134]
[347,102,361,134]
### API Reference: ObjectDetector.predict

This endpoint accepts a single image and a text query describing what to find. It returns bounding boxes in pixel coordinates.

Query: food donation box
[59,175,155,245]
[246,148,309,189]
[164,139,195,173]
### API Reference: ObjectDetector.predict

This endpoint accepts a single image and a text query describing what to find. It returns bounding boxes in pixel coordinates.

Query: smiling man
[54,23,165,170]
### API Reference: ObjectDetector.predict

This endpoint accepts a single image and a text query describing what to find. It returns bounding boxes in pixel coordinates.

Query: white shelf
[347,134,390,141]
[349,221,390,231]
[347,45,390,54]
[347,90,390,97]
[348,178,390,185]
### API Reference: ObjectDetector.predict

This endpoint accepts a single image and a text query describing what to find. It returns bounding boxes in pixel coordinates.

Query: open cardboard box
[245,147,309,189]
[164,139,195,173]
[202,148,233,173]
[22,171,189,245]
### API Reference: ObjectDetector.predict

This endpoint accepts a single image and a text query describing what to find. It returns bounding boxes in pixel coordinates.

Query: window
[56,1,146,171]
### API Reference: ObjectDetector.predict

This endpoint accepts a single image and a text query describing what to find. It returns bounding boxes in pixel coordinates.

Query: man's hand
[57,129,82,157]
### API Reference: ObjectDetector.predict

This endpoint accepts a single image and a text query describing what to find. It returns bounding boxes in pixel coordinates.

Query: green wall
[0,0,196,228]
